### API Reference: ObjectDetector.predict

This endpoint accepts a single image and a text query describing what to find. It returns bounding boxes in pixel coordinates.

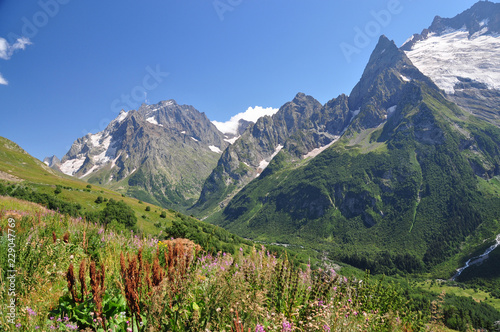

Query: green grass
[0,202,467,331]
[418,280,500,312]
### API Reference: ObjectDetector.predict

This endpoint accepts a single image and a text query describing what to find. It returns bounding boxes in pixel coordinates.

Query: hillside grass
[0,198,466,331]
[418,280,500,312]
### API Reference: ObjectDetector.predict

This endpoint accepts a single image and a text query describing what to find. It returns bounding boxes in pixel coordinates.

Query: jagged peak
[403,0,500,51]
[291,92,321,107]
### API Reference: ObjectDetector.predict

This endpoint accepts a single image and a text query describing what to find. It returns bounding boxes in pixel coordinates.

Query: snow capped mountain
[402,1,500,127]
[404,26,500,94]
[56,100,228,211]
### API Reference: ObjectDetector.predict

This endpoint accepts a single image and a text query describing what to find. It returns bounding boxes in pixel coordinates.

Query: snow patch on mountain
[224,136,240,144]
[405,29,500,94]
[60,157,85,176]
[209,145,222,153]
[400,74,411,82]
[81,165,98,178]
[303,137,339,159]
[256,144,284,176]
[89,133,102,147]
[146,116,163,127]
[116,111,128,123]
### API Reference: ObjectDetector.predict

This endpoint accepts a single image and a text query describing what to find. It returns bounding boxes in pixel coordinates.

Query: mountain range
[44,1,500,273]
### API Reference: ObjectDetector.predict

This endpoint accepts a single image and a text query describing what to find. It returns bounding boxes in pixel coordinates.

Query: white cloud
[212,106,279,135]
[0,37,31,86]
[0,73,7,85]
[0,37,31,60]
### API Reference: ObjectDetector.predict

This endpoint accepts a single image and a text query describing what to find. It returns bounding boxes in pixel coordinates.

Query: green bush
[101,199,137,228]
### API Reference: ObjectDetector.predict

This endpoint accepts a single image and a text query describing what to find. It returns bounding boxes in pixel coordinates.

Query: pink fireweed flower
[26,307,37,316]
[282,320,293,332]
[255,324,266,332]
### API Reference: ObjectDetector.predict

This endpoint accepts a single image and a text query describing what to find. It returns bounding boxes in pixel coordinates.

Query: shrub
[54,185,62,195]
[100,199,137,228]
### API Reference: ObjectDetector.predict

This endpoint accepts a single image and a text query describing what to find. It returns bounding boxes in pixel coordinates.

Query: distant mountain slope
[192,92,353,216]
[212,36,500,274]
[57,100,228,211]
[402,1,500,127]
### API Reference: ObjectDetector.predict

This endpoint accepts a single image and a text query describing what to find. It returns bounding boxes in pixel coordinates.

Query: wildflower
[26,307,37,316]
[35,327,40,329]
[282,320,293,332]
[50,317,55,320]
[255,324,266,332]
[16,324,21,328]
[323,325,330,332]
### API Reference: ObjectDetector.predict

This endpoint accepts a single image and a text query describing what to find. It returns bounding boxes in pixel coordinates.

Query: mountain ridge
[209,32,500,274]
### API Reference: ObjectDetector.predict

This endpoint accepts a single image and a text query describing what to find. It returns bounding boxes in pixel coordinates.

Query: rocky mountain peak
[429,1,500,36]
[348,35,435,130]
[402,1,500,127]
[43,155,61,169]
[402,1,500,51]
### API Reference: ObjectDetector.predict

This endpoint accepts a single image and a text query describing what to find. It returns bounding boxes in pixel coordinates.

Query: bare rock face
[193,92,350,215]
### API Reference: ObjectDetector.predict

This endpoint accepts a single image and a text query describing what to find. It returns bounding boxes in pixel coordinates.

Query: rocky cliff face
[192,91,353,215]
[57,100,228,211]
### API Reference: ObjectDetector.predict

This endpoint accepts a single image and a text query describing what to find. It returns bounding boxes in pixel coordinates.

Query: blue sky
[0,0,485,160]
